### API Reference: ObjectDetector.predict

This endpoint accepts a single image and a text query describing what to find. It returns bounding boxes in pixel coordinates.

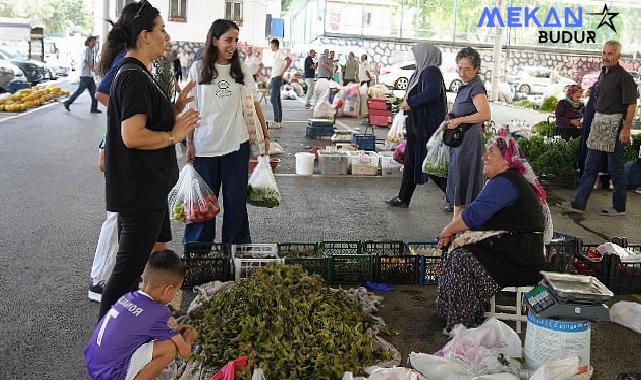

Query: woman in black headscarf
[386,43,448,208]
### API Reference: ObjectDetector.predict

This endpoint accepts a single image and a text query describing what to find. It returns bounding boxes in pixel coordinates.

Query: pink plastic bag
[209,356,248,380]
[393,141,406,164]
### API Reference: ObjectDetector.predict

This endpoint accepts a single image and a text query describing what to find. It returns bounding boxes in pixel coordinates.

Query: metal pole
[490,0,504,102]
[452,0,457,43]
[399,0,404,39]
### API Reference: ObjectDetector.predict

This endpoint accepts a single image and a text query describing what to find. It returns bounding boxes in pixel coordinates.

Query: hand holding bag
[442,123,472,148]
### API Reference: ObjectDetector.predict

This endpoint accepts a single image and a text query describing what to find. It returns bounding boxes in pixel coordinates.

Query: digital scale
[524,271,613,322]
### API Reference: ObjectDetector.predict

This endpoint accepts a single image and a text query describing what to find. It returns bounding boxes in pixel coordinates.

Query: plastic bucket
[295,152,315,175]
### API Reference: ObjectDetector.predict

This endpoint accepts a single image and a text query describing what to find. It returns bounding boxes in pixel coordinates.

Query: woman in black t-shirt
[99,1,200,319]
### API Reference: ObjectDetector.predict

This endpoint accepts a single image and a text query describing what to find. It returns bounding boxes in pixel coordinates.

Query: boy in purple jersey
[85,250,198,380]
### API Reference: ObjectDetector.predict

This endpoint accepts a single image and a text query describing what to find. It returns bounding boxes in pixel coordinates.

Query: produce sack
[342,84,361,118]
[610,301,641,334]
[247,155,281,208]
[168,164,220,223]
[386,112,405,149]
[209,356,248,380]
[393,141,406,164]
[422,126,449,177]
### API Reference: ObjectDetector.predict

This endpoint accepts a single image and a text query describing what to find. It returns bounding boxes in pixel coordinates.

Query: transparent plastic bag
[247,155,281,208]
[168,164,220,224]
[422,126,449,177]
[386,112,405,149]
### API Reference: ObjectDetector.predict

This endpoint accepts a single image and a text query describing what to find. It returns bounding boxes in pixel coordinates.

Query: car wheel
[395,77,408,90]
[518,84,531,94]
[449,79,462,93]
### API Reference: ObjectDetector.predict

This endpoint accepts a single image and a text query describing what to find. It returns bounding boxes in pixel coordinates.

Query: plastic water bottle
[342,371,353,380]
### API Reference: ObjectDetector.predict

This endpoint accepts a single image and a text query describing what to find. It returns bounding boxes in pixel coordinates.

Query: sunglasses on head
[134,0,148,19]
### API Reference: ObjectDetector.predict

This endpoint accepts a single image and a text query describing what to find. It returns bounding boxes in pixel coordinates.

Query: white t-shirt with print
[187,61,257,157]
[271,49,288,79]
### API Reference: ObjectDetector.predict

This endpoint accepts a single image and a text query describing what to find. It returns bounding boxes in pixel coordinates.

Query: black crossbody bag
[443,123,473,148]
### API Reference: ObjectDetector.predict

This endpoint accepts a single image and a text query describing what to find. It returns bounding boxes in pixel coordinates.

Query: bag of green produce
[422,125,449,177]
[247,155,281,208]
[168,164,220,223]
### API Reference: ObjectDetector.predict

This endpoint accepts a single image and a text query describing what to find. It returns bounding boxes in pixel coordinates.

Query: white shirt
[358,61,371,82]
[245,55,262,75]
[187,61,257,157]
[271,49,288,79]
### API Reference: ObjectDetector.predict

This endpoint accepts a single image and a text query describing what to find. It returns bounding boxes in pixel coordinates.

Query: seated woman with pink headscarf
[555,84,584,140]
[436,135,553,331]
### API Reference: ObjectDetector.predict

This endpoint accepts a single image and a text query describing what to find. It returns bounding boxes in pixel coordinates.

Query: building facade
[93,0,281,55]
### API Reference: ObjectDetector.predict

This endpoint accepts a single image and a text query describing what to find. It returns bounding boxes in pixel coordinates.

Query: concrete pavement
[0,92,640,379]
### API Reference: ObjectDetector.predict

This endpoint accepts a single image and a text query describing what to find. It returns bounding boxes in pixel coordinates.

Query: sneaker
[88,282,105,303]
[304,103,311,108]
[636,187,641,194]
[558,201,584,214]
[269,122,282,129]
[600,207,626,216]
[443,203,454,212]
[90,109,102,114]
[62,102,70,112]
[385,196,409,208]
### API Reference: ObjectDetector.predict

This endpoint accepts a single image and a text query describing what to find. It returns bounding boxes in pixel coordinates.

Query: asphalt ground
[0,91,640,379]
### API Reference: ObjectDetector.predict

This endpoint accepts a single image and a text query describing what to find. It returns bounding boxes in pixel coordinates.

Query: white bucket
[295,152,315,175]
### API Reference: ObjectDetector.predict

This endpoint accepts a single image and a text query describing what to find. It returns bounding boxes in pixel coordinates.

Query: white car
[379,61,463,92]
[508,66,575,94]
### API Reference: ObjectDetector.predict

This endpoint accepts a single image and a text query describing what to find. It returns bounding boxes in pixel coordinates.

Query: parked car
[0,59,29,92]
[582,70,640,90]
[379,61,463,92]
[508,66,575,94]
[0,49,47,86]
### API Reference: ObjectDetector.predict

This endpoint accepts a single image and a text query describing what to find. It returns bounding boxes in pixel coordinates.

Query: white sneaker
[88,281,105,303]
[269,122,282,129]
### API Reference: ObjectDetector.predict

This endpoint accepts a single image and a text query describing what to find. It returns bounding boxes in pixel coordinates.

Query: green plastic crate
[363,240,405,256]
[320,240,363,255]
[329,254,374,284]
[278,242,330,281]
[277,242,320,258]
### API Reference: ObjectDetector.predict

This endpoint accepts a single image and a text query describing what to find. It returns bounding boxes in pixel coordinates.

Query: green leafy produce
[247,186,281,208]
[624,134,641,162]
[188,264,383,379]
[539,96,558,113]
[519,135,546,163]
[422,161,448,177]
[530,137,579,177]
[532,120,555,137]
[515,100,535,109]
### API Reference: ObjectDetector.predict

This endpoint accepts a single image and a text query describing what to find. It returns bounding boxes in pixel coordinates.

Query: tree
[282,0,295,13]
[0,0,93,36]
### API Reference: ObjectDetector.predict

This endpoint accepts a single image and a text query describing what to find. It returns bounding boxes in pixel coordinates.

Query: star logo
[588,4,619,33]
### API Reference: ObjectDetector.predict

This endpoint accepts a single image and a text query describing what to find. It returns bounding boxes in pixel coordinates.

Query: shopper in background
[245,45,263,81]
[63,36,101,114]
[359,54,372,87]
[342,52,359,86]
[268,39,291,129]
[304,49,317,108]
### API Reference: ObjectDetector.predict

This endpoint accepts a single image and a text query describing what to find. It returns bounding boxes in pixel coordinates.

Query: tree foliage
[0,0,93,36]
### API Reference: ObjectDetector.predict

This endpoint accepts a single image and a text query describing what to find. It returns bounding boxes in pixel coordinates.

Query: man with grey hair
[560,40,638,216]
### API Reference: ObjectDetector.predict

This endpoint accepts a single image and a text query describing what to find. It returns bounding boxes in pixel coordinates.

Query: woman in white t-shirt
[184,19,269,244]
[359,54,372,86]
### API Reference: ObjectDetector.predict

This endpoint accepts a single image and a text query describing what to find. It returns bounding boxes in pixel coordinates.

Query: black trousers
[398,137,447,204]
[98,208,168,319]
[66,76,98,111]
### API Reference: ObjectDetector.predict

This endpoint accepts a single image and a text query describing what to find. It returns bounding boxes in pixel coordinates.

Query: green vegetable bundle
[247,186,281,208]
[188,264,377,379]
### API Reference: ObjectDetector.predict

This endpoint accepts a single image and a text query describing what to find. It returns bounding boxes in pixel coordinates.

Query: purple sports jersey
[84,291,178,380]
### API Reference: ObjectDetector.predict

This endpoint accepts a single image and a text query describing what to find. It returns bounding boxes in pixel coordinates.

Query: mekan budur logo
[477,4,619,44]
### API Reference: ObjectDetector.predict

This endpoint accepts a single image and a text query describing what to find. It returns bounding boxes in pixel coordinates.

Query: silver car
[0,59,26,92]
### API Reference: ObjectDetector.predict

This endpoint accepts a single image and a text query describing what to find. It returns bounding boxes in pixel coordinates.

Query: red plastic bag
[393,140,406,164]
[208,356,248,380]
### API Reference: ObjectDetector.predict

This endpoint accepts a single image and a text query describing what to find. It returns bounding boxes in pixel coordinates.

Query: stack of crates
[405,241,442,285]
[366,240,419,284]
[231,244,283,281]
[181,242,231,288]
[321,240,373,284]
[278,242,330,282]
[367,99,392,128]
[306,119,334,139]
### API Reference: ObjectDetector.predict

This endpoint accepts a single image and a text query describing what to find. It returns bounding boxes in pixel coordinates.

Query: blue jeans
[183,142,251,244]
[66,76,98,111]
[270,76,283,122]
[573,141,626,212]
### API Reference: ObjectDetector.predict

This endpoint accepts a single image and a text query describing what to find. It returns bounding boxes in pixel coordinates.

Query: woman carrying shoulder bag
[184,19,269,245]
[100,0,200,318]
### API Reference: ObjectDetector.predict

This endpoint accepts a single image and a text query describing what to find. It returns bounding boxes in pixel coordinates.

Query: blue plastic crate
[352,133,375,150]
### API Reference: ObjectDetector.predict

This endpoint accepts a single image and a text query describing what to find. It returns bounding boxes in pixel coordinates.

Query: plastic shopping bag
[241,86,265,159]
[393,141,406,164]
[247,155,281,208]
[168,164,220,223]
[209,356,248,380]
[422,126,449,177]
[386,112,405,149]
[610,301,641,334]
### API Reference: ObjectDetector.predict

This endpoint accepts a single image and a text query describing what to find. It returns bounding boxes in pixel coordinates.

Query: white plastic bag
[268,141,284,155]
[367,366,426,380]
[247,156,281,208]
[422,126,449,177]
[168,164,220,223]
[436,319,523,375]
[528,353,580,380]
[610,301,641,334]
[251,368,266,380]
[313,90,337,118]
[386,112,405,149]
[409,353,519,380]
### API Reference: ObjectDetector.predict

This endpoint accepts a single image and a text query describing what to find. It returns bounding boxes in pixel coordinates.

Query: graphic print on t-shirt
[216,79,232,98]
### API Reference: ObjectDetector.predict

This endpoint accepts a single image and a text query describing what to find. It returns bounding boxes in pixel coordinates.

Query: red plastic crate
[369,114,391,127]
[367,98,387,110]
